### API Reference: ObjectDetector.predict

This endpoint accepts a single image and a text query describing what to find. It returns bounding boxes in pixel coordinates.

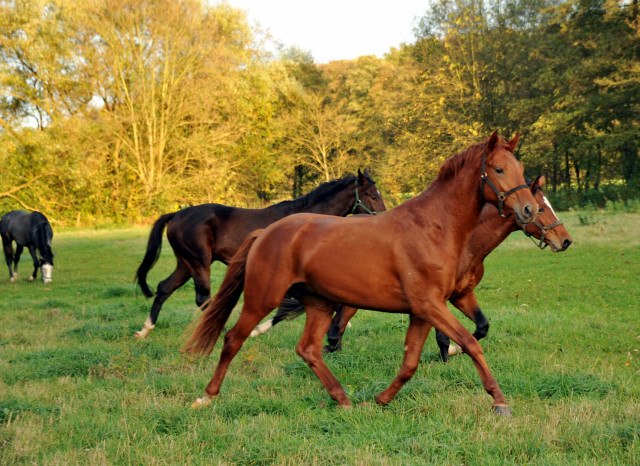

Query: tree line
[1,0,638,224]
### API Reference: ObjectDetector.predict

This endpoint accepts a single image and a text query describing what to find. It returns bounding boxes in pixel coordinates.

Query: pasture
[0,211,639,464]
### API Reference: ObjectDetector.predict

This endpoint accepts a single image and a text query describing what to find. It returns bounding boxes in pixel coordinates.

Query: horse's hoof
[191,396,212,409]
[492,404,512,417]
[43,278,51,284]
[448,344,463,357]
[28,276,34,282]
[9,276,16,283]
[134,331,146,339]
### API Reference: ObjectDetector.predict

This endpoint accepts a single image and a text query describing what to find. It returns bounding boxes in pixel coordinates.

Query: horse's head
[353,169,386,215]
[482,132,537,224]
[40,244,55,283]
[523,176,573,252]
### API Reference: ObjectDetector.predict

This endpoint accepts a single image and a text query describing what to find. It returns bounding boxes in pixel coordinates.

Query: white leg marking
[192,395,213,409]
[134,317,155,339]
[448,344,463,357]
[28,276,34,282]
[9,274,16,283]
[250,319,274,337]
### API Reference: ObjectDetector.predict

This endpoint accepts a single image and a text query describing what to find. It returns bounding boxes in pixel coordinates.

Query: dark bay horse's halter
[351,180,378,215]
[521,217,564,249]
[480,149,529,218]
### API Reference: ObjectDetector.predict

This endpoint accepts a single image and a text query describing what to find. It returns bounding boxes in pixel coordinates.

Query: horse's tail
[182,229,263,357]
[135,212,176,298]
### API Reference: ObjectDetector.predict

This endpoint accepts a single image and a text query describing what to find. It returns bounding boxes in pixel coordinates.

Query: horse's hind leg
[438,292,489,362]
[376,314,431,405]
[194,302,276,407]
[135,263,190,338]
[297,296,351,407]
[27,245,39,281]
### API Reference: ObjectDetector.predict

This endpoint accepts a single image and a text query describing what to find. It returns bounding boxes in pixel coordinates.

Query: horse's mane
[437,141,487,182]
[437,136,510,182]
[273,174,360,210]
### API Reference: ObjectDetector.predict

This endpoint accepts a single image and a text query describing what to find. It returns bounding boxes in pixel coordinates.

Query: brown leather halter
[480,149,529,218]
[521,217,564,249]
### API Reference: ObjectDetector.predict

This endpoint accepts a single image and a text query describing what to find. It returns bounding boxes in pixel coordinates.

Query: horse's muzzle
[41,263,53,283]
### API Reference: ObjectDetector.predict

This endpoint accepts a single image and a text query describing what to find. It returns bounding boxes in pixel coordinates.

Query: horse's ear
[487,131,500,152]
[357,169,365,185]
[507,132,520,151]
[529,175,546,193]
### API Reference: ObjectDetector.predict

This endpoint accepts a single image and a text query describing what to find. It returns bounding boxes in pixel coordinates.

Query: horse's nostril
[562,238,572,250]
[523,204,533,218]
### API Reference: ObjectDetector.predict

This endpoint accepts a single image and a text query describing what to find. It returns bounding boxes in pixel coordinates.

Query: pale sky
[222,1,429,63]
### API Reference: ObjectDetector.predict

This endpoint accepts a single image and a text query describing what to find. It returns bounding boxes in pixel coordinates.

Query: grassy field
[1,210,639,464]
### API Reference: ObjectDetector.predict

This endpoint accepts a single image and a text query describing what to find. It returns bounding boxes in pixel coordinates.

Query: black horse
[0,210,54,283]
[134,170,386,338]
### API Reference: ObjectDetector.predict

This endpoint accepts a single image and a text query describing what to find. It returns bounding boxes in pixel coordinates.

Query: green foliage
[0,0,638,224]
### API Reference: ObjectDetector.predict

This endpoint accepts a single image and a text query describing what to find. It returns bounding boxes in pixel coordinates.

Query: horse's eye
[538,207,545,213]
[495,168,504,174]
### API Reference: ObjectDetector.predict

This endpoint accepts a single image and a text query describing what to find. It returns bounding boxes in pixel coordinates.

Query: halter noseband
[521,217,564,249]
[351,179,378,215]
[481,149,529,218]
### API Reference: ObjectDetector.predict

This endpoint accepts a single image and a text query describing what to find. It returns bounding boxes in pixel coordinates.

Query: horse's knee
[196,294,210,308]
[473,311,489,340]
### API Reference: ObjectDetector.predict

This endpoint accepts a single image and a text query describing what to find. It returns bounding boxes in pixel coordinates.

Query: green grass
[1,212,639,464]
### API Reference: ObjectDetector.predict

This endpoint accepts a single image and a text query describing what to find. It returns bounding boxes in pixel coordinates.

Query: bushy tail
[182,229,263,357]
[135,212,176,298]
[274,298,305,321]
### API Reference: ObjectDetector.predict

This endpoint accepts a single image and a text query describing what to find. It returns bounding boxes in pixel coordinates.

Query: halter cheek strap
[481,150,529,218]
[351,180,378,215]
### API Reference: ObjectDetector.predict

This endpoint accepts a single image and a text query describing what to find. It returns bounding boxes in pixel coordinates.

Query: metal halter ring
[351,180,377,215]
[480,149,529,218]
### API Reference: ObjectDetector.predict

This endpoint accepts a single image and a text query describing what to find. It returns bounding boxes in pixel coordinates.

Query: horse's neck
[458,206,518,274]
[400,162,485,259]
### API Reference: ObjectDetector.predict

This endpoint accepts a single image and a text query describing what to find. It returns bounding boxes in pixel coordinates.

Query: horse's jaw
[41,263,53,283]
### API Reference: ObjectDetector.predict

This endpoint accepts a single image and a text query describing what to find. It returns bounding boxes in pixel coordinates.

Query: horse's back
[166,203,285,264]
[0,210,31,241]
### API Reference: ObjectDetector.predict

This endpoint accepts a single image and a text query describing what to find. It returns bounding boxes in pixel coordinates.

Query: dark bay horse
[324,175,573,358]
[0,210,54,283]
[184,132,537,415]
[134,170,385,338]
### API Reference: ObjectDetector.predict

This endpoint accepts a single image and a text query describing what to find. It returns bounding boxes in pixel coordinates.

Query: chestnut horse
[184,132,537,415]
[250,176,572,350]
[324,175,573,357]
[135,170,385,338]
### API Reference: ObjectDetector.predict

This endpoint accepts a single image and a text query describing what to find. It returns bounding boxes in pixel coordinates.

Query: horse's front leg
[2,240,16,281]
[437,292,489,362]
[324,304,358,353]
[27,245,39,281]
[426,302,510,416]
